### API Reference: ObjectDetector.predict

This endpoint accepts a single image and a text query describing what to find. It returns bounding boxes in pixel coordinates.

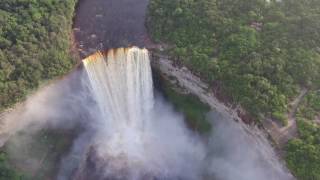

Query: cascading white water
[83,47,154,162]
[83,47,153,133]
[81,47,205,179]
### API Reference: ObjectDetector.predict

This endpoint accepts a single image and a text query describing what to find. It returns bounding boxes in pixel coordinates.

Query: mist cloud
[0,66,294,180]
[205,112,294,180]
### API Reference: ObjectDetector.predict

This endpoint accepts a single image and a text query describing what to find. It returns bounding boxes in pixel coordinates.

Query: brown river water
[73,0,150,58]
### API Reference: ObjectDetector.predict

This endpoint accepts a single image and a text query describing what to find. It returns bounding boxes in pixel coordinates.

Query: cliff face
[150,52,301,180]
[151,49,311,156]
[150,53,282,146]
[151,54,240,121]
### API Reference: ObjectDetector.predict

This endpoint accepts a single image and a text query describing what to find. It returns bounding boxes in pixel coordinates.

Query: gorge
[1,46,293,180]
[2,0,319,179]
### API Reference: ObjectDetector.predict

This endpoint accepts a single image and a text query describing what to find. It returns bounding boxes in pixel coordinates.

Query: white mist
[80,47,205,179]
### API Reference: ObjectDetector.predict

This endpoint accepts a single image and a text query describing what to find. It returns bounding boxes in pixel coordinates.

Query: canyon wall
[150,53,278,145]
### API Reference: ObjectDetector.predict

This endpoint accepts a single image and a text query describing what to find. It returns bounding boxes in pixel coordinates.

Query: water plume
[65,47,205,179]
[0,69,90,147]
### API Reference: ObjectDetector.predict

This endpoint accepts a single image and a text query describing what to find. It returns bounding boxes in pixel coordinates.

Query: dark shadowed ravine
[73,0,150,58]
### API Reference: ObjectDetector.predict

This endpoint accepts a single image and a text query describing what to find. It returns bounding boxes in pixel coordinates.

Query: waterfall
[83,47,153,134]
[79,46,293,180]
[81,47,205,179]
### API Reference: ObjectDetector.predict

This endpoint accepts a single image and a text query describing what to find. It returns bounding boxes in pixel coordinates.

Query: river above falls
[73,0,150,58]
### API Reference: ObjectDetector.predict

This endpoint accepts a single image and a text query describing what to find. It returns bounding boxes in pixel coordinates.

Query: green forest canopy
[147,0,320,124]
[0,0,77,110]
[0,0,77,178]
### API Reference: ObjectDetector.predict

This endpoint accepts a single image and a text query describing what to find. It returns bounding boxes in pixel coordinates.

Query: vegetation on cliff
[286,91,320,179]
[154,70,212,134]
[0,0,77,110]
[286,120,320,180]
[0,129,76,180]
[0,151,24,180]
